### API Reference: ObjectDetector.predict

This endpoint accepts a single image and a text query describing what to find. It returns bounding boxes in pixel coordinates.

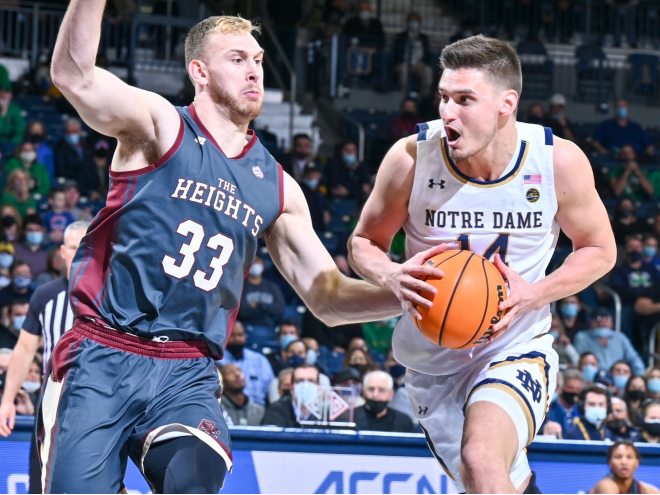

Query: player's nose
[441,99,457,122]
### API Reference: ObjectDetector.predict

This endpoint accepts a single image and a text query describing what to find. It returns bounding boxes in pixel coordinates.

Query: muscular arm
[494,137,616,331]
[51,0,179,173]
[265,173,401,327]
[347,136,446,318]
[0,331,41,436]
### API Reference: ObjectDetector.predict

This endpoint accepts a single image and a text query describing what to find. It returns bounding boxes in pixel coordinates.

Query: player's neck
[454,123,518,182]
[192,99,251,157]
[614,475,633,493]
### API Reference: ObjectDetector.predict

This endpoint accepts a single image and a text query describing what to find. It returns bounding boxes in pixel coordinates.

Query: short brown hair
[440,34,522,96]
[607,440,640,462]
[185,15,261,71]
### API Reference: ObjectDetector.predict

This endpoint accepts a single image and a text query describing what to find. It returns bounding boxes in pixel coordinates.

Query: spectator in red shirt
[387,98,423,147]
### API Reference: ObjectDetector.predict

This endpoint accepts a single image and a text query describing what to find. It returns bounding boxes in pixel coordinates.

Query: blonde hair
[185,15,261,71]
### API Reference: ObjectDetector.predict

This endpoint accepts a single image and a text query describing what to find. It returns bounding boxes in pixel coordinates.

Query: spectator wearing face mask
[526,103,546,126]
[624,376,648,427]
[217,320,274,406]
[23,120,54,181]
[13,214,47,278]
[219,363,265,427]
[610,145,657,201]
[645,367,660,400]
[641,234,660,272]
[0,205,21,243]
[267,320,302,376]
[342,1,385,50]
[545,94,576,142]
[333,366,365,409]
[611,360,634,397]
[262,364,320,427]
[593,99,654,157]
[4,141,51,196]
[579,352,601,384]
[543,369,584,438]
[277,368,293,400]
[0,80,25,153]
[605,397,641,442]
[557,295,589,340]
[393,14,433,96]
[590,441,660,494]
[281,134,315,183]
[609,236,660,333]
[638,400,660,443]
[299,163,330,234]
[22,358,41,408]
[2,169,37,219]
[354,370,415,433]
[549,312,580,367]
[63,180,93,222]
[565,386,613,441]
[0,261,33,311]
[386,98,423,149]
[343,346,373,377]
[54,118,100,196]
[574,308,645,375]
[0,299,28,350]
[0,242,15,289]
[325,141,372,200]
[634,281,660,349]
[238,255,286,333]
[612,199,650,245]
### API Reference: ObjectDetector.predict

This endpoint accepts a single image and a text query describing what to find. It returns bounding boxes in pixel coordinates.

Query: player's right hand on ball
[383,243,447,320]
[0,401,16,437]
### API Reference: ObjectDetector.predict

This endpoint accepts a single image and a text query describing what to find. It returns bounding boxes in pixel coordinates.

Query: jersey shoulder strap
[516,121,554,147]
[415,119,445,142]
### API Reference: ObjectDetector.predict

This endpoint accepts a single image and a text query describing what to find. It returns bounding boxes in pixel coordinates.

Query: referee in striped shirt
[0,220,89,492]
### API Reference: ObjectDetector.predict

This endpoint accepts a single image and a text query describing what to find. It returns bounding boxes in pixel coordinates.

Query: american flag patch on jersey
[523,174,542,184]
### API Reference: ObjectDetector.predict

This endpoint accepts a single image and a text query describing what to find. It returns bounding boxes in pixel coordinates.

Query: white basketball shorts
[405,334,558,493]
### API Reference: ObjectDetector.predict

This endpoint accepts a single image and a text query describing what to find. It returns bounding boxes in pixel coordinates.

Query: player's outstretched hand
[0,401,16,437]
[489,254,541,340]
[383,243,448,320]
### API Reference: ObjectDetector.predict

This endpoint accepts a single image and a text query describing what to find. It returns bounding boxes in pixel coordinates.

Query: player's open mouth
[445,126,461,146]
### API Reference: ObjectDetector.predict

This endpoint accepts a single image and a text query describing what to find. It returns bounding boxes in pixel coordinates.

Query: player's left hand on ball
[489,254,541,339]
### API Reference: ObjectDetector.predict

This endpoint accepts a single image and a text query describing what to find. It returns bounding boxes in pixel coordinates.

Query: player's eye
[461,96,471,103]
[232,58,243,64]
[440,94,448,102]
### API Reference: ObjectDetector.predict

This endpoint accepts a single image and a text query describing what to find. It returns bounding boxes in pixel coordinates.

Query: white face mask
[19,151,37,163]
[249,264,264,277]
[22,381,41,394]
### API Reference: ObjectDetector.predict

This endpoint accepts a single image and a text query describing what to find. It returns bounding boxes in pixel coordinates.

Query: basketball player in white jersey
[349,35,616,493]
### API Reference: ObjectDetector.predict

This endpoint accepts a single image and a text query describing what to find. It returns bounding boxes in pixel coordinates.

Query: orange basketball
[412,250,508,349]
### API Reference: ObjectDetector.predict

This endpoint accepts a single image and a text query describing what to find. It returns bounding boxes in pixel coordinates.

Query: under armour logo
[516,369,543,404]
[419,406,428,415]
[198,419,221,438]
[194,137,206,145]
[428,179,445,189]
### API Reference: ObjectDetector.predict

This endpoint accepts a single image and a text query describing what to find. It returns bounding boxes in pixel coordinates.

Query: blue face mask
[65,133,80,146]
[648,378,660,394]
[13,315,26,332]
[306,349,318,366]
[293,380,318,405]
[287,354,306,368]
[616,107,628,119]
[613,374,629,391]
[0,253,13,269]
[342,153,357,165]
[303,179,319,189]
[548,330,560,341]
[593,327,613,339]
[644,246,657,259]
[561,303,579,319]
[408,21,420,31]
[582,364,598,382]
[13,275,31,289]
[389,364,407,379]
[584,406,607,426]
[280,334,297,351]
[26,231,43,246]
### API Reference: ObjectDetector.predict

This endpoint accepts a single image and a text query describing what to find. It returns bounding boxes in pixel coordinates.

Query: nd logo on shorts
[516,369,542,404]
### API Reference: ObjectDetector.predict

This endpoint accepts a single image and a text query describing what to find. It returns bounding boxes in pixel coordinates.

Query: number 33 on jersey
[69,105,283,358]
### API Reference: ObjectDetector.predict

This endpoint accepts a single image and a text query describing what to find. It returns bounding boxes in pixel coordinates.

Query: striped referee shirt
[24,277,74,366]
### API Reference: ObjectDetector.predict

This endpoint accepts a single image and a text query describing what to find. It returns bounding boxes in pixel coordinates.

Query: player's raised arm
[348,135,447,319]
[51,0,179,165]
[493,137,617,332]
[265,173,402,326]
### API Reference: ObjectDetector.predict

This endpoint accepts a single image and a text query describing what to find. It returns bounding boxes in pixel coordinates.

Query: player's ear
[189,59,209,88]
[499,89,519,118]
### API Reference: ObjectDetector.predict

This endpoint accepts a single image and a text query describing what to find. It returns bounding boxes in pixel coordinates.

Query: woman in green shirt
[1,169,37,219]
[0,83,25,145]
[4,141,51,195]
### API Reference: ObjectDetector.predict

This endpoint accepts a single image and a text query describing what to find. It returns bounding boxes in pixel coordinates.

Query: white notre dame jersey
[393,119,560,376]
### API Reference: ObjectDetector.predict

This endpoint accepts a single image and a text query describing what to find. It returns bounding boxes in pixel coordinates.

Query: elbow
[307,299,342,327]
